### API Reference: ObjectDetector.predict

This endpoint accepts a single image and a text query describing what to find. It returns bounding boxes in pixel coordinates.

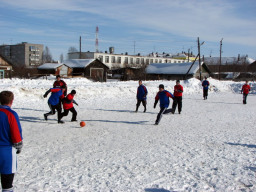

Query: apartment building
[0,42,43,68]
[68,49,188,69]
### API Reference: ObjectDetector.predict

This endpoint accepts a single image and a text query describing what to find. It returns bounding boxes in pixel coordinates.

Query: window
[124,57,128,64]
[30,46,35,51]
[146,59,149,65]
[111,56,116,63]
[105,56,109,63]
[159,59,162,63]
[0,70,4,79]
[130,58,133,64]
[136,58,140,64]
[150,59,153,63]
[141,58,144,65]
[117,57,121,64]
[155,59,158,63]
[30,46,40,52]
[98,55,103,62]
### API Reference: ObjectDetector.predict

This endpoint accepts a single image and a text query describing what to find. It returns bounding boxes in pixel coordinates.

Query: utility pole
[187,48,190,62]
[219,38,223,80]
[197,37,205,80]
[197,37,201,80]
[79,36,81,59]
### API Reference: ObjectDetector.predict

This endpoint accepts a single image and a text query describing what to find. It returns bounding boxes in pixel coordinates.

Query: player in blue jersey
[202,77,210,100]
[0,91,23,192]
[136,80,148,113]
[153,84,174,125]
[43,87,66,124]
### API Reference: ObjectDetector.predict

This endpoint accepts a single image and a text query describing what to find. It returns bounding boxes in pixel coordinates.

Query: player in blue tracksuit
[202,77,210,100]
[153,84,174,125]
[136,80,148,113]
[0,91,23,192]
[43,87,65,123]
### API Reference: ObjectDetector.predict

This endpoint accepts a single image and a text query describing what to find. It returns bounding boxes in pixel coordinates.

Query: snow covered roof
[38,59,106,70]
[146,61,199,75]
[63,59,95,68]
[37,63,63,69]
[247,57,256,64]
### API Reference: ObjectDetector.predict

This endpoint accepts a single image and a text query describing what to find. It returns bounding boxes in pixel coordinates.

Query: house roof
[38,59,109,70]
[63,59,95,68]
[146,62,200,75]
[37,63,64,69]
[204,57,255,65]
[0,54,13,67]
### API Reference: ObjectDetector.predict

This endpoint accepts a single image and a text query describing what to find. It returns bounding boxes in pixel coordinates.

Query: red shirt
[53,80,67,88]
[242,84,250,94]
[174,84,183,97]
[63,94,74,110]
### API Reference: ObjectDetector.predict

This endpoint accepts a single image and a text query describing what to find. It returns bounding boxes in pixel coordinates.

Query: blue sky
[0,0,256,60]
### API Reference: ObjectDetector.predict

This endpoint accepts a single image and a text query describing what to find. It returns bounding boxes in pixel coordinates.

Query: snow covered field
[1,78,256,192]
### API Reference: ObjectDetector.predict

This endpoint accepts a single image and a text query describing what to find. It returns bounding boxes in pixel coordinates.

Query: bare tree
[42,46,52,63]
[68,46,78,53]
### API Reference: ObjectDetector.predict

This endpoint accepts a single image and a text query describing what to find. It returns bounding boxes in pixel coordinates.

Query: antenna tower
[95,26,99,53]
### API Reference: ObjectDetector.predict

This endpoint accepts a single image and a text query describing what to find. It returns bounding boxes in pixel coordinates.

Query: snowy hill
[0,78,255,191]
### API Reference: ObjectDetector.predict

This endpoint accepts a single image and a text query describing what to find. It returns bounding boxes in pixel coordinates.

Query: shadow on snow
[244,166,256,172]
[13,107,45,112]
[94,108,156,114]
[225,142,256,148]
[85,119,148,125]
[144,188,174,192]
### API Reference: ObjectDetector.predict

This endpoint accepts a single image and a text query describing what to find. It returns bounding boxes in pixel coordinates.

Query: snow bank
[1,78,254,100]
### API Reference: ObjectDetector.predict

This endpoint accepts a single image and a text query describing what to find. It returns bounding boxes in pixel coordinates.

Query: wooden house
[0,54,13,78]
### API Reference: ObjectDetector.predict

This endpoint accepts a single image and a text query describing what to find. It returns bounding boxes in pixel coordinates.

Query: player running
[59,90,78,122]
[153,84,174,125]
[43,87,66,123]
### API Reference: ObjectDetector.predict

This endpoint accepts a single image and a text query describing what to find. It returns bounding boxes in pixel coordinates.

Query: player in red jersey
[241,80,251,104]
[172,80,183,114]
[53,75,67,96]
[59,90,78,122]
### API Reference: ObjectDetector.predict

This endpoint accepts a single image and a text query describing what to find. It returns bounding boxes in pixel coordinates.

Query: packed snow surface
[0,78,255,192]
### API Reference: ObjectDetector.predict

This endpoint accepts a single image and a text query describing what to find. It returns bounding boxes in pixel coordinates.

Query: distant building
[203,56,256,79]
[145,61,211,80]
[0,42,44,68]
[38,59,109,82]
[0,54,13,78]
[68,50,190,69]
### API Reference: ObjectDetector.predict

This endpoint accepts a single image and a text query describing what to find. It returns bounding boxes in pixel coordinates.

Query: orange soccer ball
[80,121,86,127]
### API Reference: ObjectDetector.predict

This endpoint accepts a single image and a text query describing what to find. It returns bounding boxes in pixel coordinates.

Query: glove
[13,141,23,154]
[75,103,78,106]
[16,149,22,154]
[43,94,47,98]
